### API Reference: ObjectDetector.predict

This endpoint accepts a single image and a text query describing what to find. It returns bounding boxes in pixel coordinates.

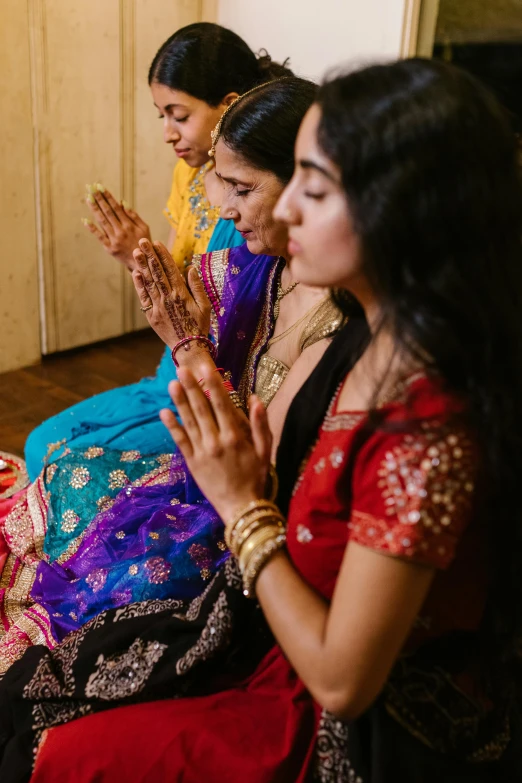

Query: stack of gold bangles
[225,499,286,598]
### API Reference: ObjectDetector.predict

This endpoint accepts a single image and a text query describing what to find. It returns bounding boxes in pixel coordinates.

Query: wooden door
[0,0,204,373]
[32,0,200,354]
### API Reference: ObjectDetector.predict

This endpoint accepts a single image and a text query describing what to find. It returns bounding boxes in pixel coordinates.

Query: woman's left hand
[132,239,211,352]
[160,367,272,524]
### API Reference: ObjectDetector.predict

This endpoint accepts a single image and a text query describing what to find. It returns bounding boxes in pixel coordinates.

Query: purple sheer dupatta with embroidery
[31,244,282,643]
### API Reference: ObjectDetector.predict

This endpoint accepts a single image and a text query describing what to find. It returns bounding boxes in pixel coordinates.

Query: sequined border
[0,450,29,499]
[196,247,231,348]
[237,260,282,403]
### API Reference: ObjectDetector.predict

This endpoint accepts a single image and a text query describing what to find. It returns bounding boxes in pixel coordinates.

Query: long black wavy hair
[220,78,317,184]
[149,23,293,106]
[317,58,522,694]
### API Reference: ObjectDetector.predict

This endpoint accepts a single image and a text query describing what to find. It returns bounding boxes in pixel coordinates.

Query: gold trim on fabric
[254,354,289,408]
[237,260,281,404]
[201,247,231,348]
[299,296,344,352]
[0,451,29,499]
[27,478,49,559]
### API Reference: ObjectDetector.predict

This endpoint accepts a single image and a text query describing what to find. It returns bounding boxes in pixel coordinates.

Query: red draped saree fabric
[32,376,489,782]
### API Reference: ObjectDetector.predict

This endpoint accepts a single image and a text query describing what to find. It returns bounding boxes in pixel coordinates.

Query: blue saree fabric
[24,219,244,481]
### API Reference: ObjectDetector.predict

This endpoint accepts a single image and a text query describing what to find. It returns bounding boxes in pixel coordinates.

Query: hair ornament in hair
[208,77,291,157]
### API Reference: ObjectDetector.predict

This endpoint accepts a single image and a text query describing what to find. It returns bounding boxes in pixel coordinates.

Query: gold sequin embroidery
[120,450,141,462]
[69,467,91,489]
[108,470,128,490]
[61,510,80,534]
[83,447,105,459]
[96,495,114,512]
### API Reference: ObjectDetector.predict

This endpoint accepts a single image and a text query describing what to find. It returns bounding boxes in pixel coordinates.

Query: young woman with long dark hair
[3,58,521,782]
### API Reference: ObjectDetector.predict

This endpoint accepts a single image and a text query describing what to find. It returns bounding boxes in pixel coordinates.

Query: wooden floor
[0,330,164,458]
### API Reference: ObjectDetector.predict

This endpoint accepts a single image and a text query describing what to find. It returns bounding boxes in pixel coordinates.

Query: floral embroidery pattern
[176,592,233,675]
[69,467,90,489]
[83,447,105,459]
[314,458,326,474]
[108,470,128,490]
[143,557,170,584]
[296,524,313,544]
[85,569,108,593]
[188,164,219,238]
[61,510,80,533]
[96,495,114,512]
[84,638,168,700]
[313,710,363,782]
[349,426,476,567]
[120,450,141,462]
[329,447,344,469]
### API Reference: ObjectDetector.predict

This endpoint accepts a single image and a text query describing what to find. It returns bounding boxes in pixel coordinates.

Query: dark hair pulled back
[149,23,293,107]
[317,58,522,696]
[220,78,317,183]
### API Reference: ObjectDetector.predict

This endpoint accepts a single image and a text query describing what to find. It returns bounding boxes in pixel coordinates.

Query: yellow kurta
[163,159,220,270]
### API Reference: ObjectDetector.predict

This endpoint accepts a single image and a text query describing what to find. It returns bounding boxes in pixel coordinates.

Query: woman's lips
[174,148,191,158]
[239,230,253,239]
[287,237,302,256]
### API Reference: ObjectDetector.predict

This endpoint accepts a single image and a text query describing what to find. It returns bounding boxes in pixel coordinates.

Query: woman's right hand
[82,185,151,271]
[131,239,212,365]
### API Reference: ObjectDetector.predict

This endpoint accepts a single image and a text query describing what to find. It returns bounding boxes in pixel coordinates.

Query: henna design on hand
[163,294,201,353]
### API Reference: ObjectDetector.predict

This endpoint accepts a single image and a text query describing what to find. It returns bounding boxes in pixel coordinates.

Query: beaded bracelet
[171,335,217,367]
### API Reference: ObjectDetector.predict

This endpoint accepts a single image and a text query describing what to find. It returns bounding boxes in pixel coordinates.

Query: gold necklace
[267,297,326,348]
[273,276,299,320]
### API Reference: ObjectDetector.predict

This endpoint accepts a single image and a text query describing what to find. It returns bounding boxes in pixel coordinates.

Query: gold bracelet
[226,507,274,552]
[238,524,283,573]
[224,499,280,550]
[242,533,286,598]
[229,507,279,549]
[231,510,285,556]
[230,519,265,556]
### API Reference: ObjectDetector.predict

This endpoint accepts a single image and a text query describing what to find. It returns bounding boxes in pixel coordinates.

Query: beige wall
[214,0,409,82]
[1,0,201,372]
[34,0,200,353]
[0,1,40,372]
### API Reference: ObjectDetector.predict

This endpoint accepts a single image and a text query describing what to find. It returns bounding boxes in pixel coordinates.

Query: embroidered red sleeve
[348,425,477,569]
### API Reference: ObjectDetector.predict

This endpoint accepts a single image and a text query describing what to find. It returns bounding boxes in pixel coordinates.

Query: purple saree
[2,245,281,663]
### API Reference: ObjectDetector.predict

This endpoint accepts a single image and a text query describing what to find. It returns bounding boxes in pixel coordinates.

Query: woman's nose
[163,118,180,145]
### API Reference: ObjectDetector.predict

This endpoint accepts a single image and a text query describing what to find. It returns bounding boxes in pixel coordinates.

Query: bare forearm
[255,550,336,705]
[255,541,435,719]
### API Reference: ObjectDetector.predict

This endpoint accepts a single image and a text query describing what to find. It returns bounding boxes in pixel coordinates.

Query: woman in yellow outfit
[24,23,292,478]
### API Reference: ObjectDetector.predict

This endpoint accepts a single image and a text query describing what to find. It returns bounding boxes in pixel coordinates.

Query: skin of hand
[82,185,151,271]
[131,239,214,369]
[161,366,270,521]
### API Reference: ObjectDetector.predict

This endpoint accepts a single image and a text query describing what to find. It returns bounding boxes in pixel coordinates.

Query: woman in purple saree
[0,78,343,671]
[31,243,282,642]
